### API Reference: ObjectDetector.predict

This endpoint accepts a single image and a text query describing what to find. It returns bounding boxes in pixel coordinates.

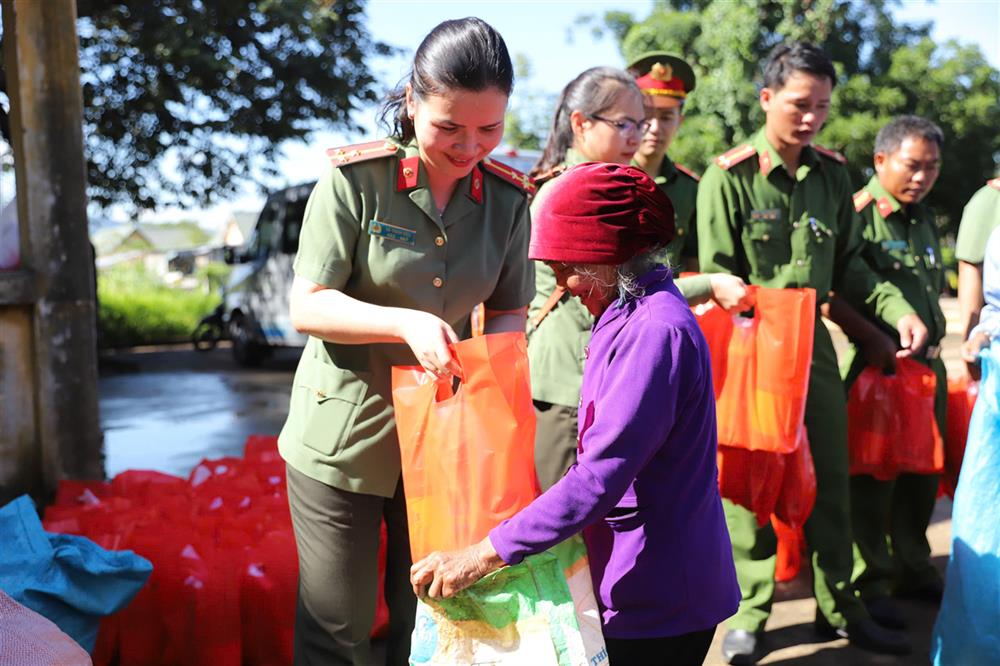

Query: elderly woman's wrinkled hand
[708,274,755,312]
[409,537,504,599]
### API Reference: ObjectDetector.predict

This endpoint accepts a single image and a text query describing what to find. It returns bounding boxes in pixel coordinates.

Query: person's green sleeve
[293,168,362,289]
[956,186,1000,264]
[485,196,536,311]
[831,171,915,328]
[696,164,748,278]
[675,274,712,302]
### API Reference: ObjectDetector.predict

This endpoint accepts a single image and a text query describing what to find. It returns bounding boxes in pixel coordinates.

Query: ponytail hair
[379,17,514,142]
[531,67,641,177]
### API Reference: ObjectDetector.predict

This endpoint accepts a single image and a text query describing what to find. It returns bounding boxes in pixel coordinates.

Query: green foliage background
[568,0,1000,231]
[97,264,220,348]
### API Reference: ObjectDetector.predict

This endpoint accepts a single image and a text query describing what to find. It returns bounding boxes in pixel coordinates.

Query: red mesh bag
[717,444,786,526]
[773,428,816,528]
[848,359,944,480]
[941,376,979,497]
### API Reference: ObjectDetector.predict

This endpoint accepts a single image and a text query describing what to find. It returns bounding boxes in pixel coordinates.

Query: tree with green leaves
[578,0,1000,227]
[0,0,392,211]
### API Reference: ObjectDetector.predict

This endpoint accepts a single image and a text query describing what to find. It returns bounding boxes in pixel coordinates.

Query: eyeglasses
[588,114,651,136]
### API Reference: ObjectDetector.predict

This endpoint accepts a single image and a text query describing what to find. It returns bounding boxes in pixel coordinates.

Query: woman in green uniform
[528,67,752,491]
[278,18,535,666]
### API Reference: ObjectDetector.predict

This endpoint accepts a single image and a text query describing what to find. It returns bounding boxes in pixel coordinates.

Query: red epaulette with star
[989,178,1000,191]
[481,158,536,195]
[326,140,400,168]
[714,144,756,170]
[675,163,701,181]
[813,144,847,165]
[853,189,874,213]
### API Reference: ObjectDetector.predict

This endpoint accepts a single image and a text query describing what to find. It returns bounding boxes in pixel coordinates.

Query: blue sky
[143,0,1000,224]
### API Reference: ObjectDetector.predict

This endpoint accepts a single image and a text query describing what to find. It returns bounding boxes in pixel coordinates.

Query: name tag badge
[750,208,782,222]
[368,219,416,246]
[880,239,908,252]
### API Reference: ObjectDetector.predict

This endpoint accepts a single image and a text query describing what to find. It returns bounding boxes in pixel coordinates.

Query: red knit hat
[529,162,675,265]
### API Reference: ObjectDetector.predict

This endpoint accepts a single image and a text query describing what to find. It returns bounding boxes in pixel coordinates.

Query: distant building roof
[219,210,259,247]
[91,221,212,256]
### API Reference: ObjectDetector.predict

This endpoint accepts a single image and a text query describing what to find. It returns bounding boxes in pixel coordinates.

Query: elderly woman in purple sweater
[410,162,741,665]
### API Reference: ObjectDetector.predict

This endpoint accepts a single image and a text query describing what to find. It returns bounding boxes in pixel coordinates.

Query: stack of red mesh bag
[43,435,389,665]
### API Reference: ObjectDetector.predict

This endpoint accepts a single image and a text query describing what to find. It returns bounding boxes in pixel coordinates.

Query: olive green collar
[753,128,820,181]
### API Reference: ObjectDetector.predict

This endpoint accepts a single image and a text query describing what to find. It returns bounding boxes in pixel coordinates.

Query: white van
[222,148,540,366]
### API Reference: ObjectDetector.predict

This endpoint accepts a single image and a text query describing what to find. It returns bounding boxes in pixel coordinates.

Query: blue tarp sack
[932,340,1000,665]
[0,494,152,653]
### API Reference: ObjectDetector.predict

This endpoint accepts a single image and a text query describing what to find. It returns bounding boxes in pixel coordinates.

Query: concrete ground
[704,297,966,665]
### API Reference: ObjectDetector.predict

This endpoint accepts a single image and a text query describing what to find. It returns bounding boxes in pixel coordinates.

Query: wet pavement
[98,344,298,479]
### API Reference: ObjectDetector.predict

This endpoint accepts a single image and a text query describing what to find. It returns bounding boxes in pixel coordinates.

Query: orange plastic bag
[697,286,816,453]
[941,377,979,498]
[690,301,734,400]
[392,332,540,560]
[847,358,944,480]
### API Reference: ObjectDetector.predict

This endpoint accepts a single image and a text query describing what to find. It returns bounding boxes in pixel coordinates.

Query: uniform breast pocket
[802,216,836,278]
[746,217,790,279]
[366,234,428,286]
[293,362,370,457]
[865,242,914,275]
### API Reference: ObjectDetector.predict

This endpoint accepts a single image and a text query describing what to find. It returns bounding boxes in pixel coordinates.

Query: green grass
[98,264,220,348]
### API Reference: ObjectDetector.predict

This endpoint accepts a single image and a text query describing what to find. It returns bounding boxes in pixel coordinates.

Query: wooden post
[0,0,102,505]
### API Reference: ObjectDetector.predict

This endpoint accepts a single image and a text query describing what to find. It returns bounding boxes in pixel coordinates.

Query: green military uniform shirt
[279,139,535,497]
[645,156,700,265]
[528,150,710,408]
[955,179,1000,264]
[697,128,914,327]
[846,176,946,348]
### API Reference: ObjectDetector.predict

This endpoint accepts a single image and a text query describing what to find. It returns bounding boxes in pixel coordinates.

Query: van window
[281,198,308,255]
[246,197,283,260]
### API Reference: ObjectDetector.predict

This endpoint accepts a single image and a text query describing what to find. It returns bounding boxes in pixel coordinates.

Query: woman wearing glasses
[528,67,751,491]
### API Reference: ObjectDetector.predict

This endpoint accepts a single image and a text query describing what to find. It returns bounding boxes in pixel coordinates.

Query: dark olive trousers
[533,400,579,491]
[286,465,415,666]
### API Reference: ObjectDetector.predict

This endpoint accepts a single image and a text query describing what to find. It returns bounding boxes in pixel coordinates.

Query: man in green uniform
[956,178,1000,378]
[697,42,927,664]
[827,116,947,628]
[627,52,701,273]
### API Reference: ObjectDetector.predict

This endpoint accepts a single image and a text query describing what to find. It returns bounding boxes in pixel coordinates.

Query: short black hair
[380,18,514,142]
[763,42,837,90]
[874,115,944,155]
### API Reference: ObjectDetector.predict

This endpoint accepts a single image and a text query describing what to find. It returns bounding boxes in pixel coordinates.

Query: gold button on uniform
[403,167,414,178]
[796,259,805,267]
[432,277,443,288]
[435,236,445,247]
[762,233,771,241]
[893,261,901,270]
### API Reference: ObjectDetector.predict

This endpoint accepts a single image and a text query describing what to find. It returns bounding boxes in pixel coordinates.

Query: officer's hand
[410,537,503,599]
[895,313,929,358]
[708,274,755,312]
[961,331,990,381]
[401,311,461,378]
[861,330,898,373]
